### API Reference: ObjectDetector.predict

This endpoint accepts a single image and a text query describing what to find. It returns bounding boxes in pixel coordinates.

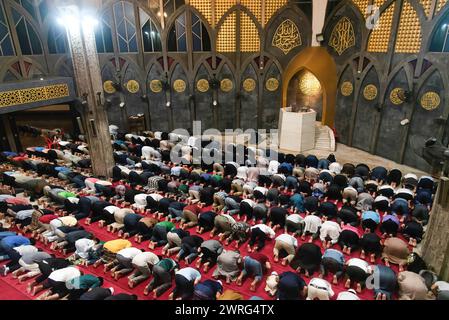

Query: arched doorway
[282,47,337,127]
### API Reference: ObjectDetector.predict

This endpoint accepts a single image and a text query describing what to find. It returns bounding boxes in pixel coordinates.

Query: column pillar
[59,4,115,178]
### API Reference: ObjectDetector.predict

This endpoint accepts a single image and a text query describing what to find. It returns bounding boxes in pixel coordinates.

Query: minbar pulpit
[278,108,316,152]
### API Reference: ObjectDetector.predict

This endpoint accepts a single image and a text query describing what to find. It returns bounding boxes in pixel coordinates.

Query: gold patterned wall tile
[329,17,355,55]
[395,1,422,53]
[420,91,440,110]
[197,79,210,92]
[103,80,116,94]
[390,88,404,105]
[340,81,354,96]
[419,0,433,18]
[217,12,236,52]
[190,0,213,25]
[220,78,233,92]
[299,71,321,96]
[241,0,262,25]
[264,0,287,26]
[173,79,186,93]
[367,2,395,53]
[149,79,162,93]
[240,12,260,52]
[352,0,370,18]
[126,80,140,94]
[363,84,378,100]
[272,19,301,55]
[215,0,236,25]
[266,78,279,92]
[243,78,256,92]
[0,84,70,108]
[437,0,448,13]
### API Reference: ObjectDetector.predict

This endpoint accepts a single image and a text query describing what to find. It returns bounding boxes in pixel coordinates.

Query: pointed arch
[9,5,43,55]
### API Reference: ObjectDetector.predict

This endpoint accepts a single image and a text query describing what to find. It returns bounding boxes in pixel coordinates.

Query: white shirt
[14,245,38,256]
[337,290,360,300]
[268,160,280,175]
[286,214,303,224]
[117,247,142,259]
[75,239,95,259]
[254,186,268,195]
[308,278,334,297]
[236,166,248,180]
[304,215,322,234]
[319,221,341,243]
[347,258,369,272]
[329,162,342,174]
[276,234,298,247]
[132,252,160,267]
[252,224,275,238]
[134,194,148,207]
[148,193,163,201]
[49,266,81,282]
[104,206,120,215]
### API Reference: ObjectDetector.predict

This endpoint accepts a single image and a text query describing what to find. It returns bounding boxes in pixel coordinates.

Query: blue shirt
[362,211,380,223]
[290,193,304,212]
[0,235,31,249]
[55,166,72,174]
[322,249,345,265]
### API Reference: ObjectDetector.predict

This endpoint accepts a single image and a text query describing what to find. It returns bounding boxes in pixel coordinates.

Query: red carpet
[0,202,405,300]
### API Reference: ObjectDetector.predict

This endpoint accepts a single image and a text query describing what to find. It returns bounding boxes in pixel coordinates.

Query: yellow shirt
[103,239,132,253]
[218,290,243,300]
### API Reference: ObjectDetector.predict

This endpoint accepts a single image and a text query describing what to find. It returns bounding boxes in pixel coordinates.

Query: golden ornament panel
[420,91,440,110]
[272,19,302,55]
[220,78,234,92]
[173,79,187,93]
[196,79,210,93]
[266,78,279,92]
[363,84,378,101]
[103,80,116,94]
[243,78,256,92]
[340,81,354,96]
[0,84,70,108]
[329,17,356,56]
[126,80,140,94]
[298,71,321,96]
[390,88,404,105]
[149,80,163,93]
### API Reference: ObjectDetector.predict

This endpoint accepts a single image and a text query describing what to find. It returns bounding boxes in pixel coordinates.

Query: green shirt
[157,221,175,231]
[67,274,101,290]
[156,259,178,272]
[58,191,76,199]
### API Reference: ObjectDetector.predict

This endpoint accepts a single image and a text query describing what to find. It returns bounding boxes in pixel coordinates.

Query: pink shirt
[342,225,362,238]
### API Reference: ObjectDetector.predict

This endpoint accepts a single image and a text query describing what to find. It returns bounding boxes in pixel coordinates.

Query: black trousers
[249,227,267,250]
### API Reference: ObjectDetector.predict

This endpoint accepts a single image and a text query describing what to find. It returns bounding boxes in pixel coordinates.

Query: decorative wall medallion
[196,79,210,93]
[329,17,355,55]
[266,78,279,92]
[220,78,233,92]
[0,84,70,108]
[298,71,321,96]
[420,91,440,110]
[390,88,404,105]
[149,79,162,93]
[272,19,302,55]
[243,78,256,92]
[173,79,186,93]
[103,80,116,94]
[126,80,140,94]
[363,84,378,101]
[340,81,353,96]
